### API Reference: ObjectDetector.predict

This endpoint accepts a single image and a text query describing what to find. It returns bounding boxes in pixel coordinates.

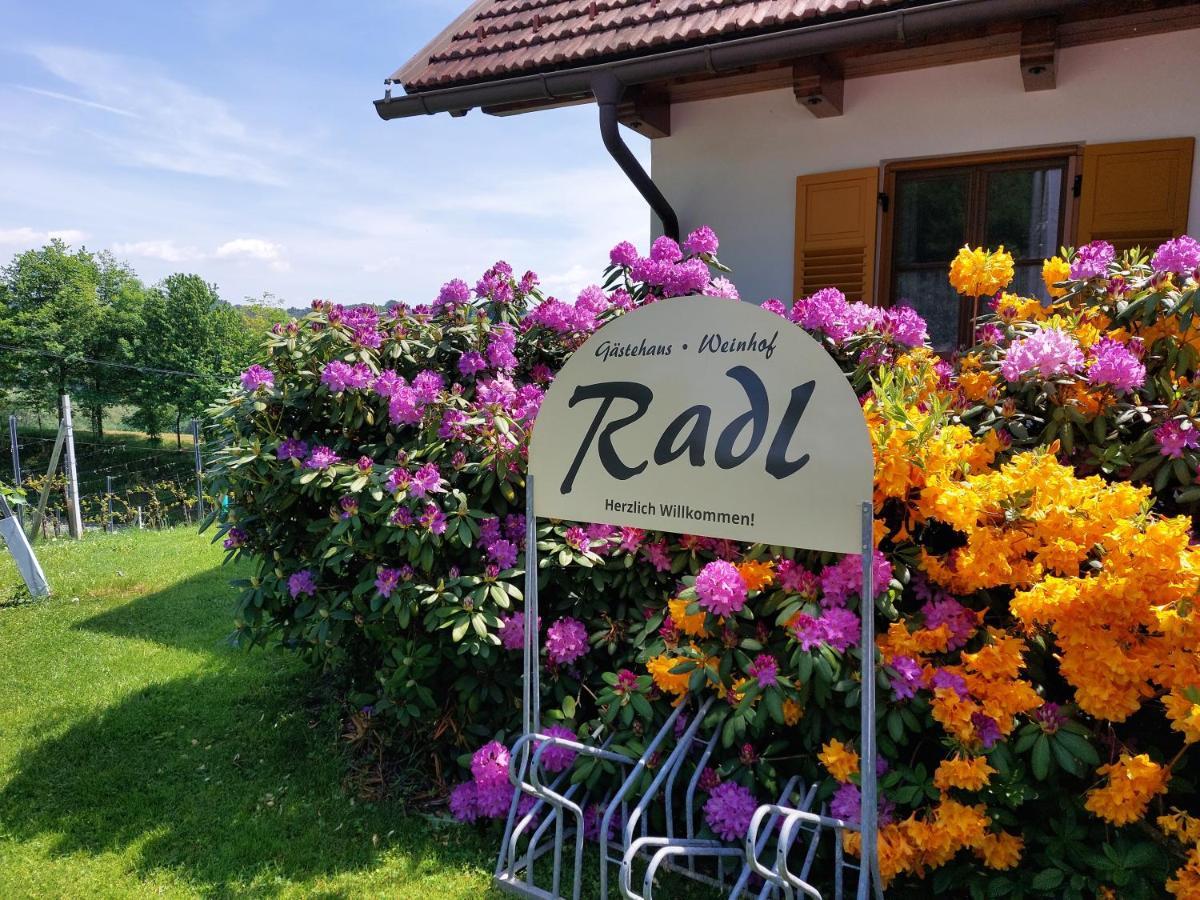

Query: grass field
[0,529,502,898]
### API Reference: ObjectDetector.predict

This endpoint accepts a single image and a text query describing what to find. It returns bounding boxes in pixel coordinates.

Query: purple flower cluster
[889,655,923,700]
[276,438,308,461]
[607,235,722,299]
[498,611,529,651]
[1156,419,1200,458]
[288,569,316,599]
[683,226,719,256]
[239,364,274,392]
[789,288,928,348]
[704,781,758,841]
[1152,235,1200,276]
[790,608,860,653]
[535,724,578,773]
[545,617,588,666]
[1086,337,1146,393]
[320,360,373,393]
[695,560,748,617]
[1069,240,1115,280]
[1000,328,1085,381]
[223,527,246,550]
[304,445,341,470]
[971,712,1002,749]
[480,515,525,572]
[922,597,977,651]
[435,278,471,313]
[830,783,895,827]
[375,567,403,598]
[526,283,615,335]
[450,740,515,822]
[747,653,779,687]
[818,550,891,607]
[931,668,969,698]
[383,370,444,426]
[776,560,819,595]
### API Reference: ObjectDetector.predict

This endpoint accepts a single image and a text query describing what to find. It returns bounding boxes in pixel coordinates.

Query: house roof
[393,0,912,92]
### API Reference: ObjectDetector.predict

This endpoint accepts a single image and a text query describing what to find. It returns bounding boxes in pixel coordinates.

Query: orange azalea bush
[212,229,1200,898]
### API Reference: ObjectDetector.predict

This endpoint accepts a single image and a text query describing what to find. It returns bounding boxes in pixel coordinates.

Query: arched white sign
[529,296,873,554]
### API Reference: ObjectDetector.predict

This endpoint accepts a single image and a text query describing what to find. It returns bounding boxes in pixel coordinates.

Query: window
[886,156,1070,350]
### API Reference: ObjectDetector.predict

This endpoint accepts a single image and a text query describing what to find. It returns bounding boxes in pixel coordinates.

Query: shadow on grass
[73,563,246,655]
[1,571,497,895]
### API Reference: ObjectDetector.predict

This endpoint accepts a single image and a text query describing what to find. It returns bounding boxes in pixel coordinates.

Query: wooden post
[106,475,114,532]
[7,414,21,527]
[28,420,66,544]
[61,395,83,539]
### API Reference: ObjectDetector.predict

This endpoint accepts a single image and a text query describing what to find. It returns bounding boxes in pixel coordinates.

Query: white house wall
[651,30,1200,305]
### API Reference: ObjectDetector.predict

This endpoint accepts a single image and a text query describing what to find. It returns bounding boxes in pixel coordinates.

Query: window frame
[877,145,1082,349]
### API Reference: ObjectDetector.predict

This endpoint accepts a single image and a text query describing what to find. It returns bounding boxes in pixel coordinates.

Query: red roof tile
[394,0,907,91]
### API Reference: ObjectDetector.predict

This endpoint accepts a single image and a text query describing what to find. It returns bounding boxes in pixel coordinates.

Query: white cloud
[112,239,202,263]
[0,226,88,246]
[215,237,288,271]
[14,85,139,119]
[537,264,592,299]
[21,44,299,186]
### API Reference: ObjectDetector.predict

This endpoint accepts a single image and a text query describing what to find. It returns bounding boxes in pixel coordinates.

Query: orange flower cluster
[933,755,995,792]
[928,630,1041,748]
[819,738,859,783]
[1084,753,1170,825]
[949,245,1015,298]
[847,799,1022,884]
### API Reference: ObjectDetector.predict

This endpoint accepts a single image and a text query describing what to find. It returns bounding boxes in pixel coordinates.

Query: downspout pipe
[374,0,1093,120]
[592,71,680,242]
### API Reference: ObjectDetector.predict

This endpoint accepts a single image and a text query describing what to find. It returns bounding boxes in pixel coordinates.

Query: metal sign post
[495,297,881,899]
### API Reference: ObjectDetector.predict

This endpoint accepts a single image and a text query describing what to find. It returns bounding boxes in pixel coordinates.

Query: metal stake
[8,414,22,527]
[61,395,83,539]
[191,418,204,518]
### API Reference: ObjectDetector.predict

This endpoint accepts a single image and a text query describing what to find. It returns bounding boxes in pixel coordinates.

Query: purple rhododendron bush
[207,230,1200,898]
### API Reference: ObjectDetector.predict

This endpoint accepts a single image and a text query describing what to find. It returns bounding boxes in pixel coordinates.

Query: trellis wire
[4,409,215,536]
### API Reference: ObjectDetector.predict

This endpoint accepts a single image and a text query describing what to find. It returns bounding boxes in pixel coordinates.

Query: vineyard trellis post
[191,418,204,519]
[61,395,83,539]
[7,414,22,527]
[28,415,66,543]
[0,491,49,598]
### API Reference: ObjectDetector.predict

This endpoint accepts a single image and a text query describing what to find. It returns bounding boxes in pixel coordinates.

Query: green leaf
[1031,734,1051,780]
[1030,869,1064,891]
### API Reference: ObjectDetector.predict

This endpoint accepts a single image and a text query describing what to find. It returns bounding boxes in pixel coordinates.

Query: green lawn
[0,529,501,898]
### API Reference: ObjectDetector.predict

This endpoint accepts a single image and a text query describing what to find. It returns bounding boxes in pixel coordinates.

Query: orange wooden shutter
[793,167,879,303]
[1076,138,1194,251]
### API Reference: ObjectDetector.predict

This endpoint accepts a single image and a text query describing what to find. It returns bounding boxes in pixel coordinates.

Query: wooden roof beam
[792,57,843,118]
[617,86,671,139]
[1020,17,1058,92]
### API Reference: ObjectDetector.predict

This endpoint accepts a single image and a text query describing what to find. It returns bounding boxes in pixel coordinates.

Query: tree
[135,274,253,447]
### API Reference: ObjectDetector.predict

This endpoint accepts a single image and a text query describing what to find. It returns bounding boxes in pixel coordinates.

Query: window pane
[894,174,969,266]
[894,270,962,351]
[1010,262,1050,304]
[984,167,1063,261]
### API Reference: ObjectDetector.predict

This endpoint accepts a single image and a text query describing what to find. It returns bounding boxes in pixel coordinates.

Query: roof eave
[375,0,1093,121]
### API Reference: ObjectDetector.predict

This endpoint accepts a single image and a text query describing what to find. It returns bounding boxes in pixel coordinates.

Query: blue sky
[0,0,650,306]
